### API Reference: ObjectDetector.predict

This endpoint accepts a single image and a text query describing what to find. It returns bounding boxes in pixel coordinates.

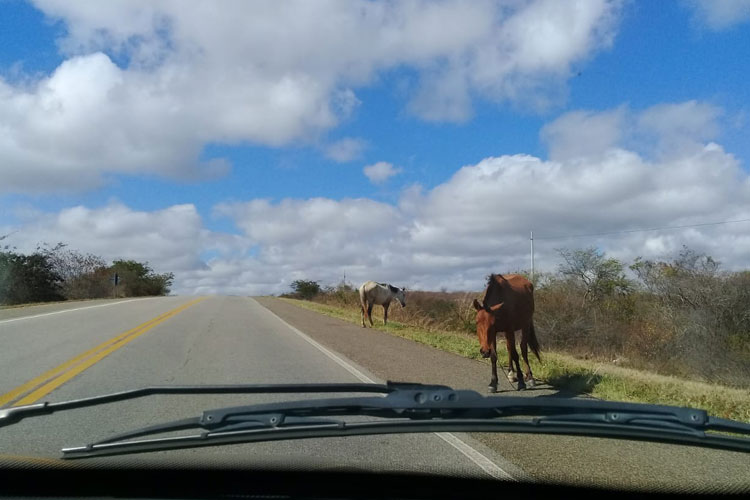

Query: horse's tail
[358,285,367,310]
[528,322,541,361]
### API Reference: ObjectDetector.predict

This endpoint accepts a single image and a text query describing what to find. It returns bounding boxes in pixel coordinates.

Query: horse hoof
[516,381,526,391]
[487,385,497,394]
[527,378,536,388]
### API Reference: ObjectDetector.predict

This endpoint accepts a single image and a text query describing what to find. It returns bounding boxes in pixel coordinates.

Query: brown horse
[472,273,540,392]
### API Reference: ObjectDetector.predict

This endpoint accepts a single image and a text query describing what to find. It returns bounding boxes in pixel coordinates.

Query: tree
[631,246,719,309]
[111,260,174,297]
[290,279,321,300]
[40,243,111,299]
[557,247,632,302]
[0,250,64,305]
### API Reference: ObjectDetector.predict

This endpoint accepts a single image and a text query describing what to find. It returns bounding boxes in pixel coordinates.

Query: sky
[1,0,749,295]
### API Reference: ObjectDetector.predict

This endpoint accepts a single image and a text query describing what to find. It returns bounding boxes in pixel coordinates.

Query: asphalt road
[0,296,516,479]
[1,296,748,491]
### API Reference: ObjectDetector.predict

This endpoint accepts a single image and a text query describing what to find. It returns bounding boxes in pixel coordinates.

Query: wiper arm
[0,381,447,428]
[60,387,750,459]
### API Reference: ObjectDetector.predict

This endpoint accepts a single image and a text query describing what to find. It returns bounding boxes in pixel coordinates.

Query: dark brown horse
[472,273,540,392]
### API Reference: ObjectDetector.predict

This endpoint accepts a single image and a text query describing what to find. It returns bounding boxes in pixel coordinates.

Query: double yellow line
[0,297,204,408]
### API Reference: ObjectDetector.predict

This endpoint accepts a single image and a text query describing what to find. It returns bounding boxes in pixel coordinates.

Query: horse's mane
[377,282,400,294]
[486,273,506,287]
[483,273,506,302]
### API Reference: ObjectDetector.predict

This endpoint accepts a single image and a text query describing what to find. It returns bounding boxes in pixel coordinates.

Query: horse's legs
[520,328,535,387]
[506,331,526,390]
[367,303,374,326]
[360,303,366,327]
[489,347,498,393]
[505,332,516,382]
[383,303,390,325]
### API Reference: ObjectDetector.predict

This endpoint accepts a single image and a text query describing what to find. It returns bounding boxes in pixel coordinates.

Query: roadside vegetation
[280,246,750,422]
[0,239,174,306]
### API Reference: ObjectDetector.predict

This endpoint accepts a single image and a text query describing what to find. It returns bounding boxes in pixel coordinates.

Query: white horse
[359,281,406,327]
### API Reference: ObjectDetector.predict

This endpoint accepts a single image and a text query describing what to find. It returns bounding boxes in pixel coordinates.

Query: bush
[0,250,64,305]
[111,260,174,297]
[630,247,750,384]
[41,243,111,299]
[0,241,174,304]
[288,279,322,300]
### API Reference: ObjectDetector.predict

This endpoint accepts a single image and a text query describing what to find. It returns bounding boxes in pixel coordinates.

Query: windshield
[1,0,749,493]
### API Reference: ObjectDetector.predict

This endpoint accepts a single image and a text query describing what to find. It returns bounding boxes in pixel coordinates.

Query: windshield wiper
[49,384,749,458]
[0,381,446,428]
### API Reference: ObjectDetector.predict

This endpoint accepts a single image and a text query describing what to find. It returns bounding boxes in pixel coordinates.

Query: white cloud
[209,136,749,292]
[636,100,722,155]
[323,137,367,163]
[1,202,248,276]
[540,107,626,160]
[1,0,622,192]
[7,100,748,295]
[685,0,750,30]
[363,161,402,184]
[541,101,722,160]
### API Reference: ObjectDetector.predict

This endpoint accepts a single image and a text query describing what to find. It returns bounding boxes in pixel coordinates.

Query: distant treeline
[0,241,174,305]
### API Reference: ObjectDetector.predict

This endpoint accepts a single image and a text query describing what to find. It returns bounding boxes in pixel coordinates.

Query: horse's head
[473,299,502,358]
[387,284,406,307]
[395,287,406,307]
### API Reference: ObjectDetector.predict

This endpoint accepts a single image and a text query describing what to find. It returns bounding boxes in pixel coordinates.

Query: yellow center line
[0,298,205,407]
[0,308,178,407]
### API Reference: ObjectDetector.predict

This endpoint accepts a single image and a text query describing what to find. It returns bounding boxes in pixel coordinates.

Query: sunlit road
[1,296,748,490]
[0,296,516,478]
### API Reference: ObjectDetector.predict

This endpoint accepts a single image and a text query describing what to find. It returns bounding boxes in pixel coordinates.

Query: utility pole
[530,231,534,283]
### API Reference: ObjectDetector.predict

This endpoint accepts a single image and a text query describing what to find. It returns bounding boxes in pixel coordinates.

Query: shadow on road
[492,373,601,399]
[535,372,603,399]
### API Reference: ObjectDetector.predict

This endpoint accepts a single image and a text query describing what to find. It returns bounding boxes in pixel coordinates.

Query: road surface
[0,296,748,491]
[0,296,516,478]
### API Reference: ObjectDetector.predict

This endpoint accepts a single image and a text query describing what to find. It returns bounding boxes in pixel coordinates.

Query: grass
[281,298,750,423]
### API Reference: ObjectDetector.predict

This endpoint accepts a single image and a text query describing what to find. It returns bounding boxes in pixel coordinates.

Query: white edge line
[0,298,152,324]
[252,298,516,482]
[433,432,513,480]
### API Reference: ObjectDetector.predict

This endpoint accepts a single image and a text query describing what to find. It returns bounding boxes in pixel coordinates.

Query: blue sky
[1,0,750,294]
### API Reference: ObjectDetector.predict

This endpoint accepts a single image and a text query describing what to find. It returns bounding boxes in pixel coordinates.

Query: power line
[533,218,750,241]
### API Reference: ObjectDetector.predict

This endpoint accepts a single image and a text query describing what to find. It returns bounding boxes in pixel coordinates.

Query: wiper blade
[60,387,750,459]
[0,381,448,428]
